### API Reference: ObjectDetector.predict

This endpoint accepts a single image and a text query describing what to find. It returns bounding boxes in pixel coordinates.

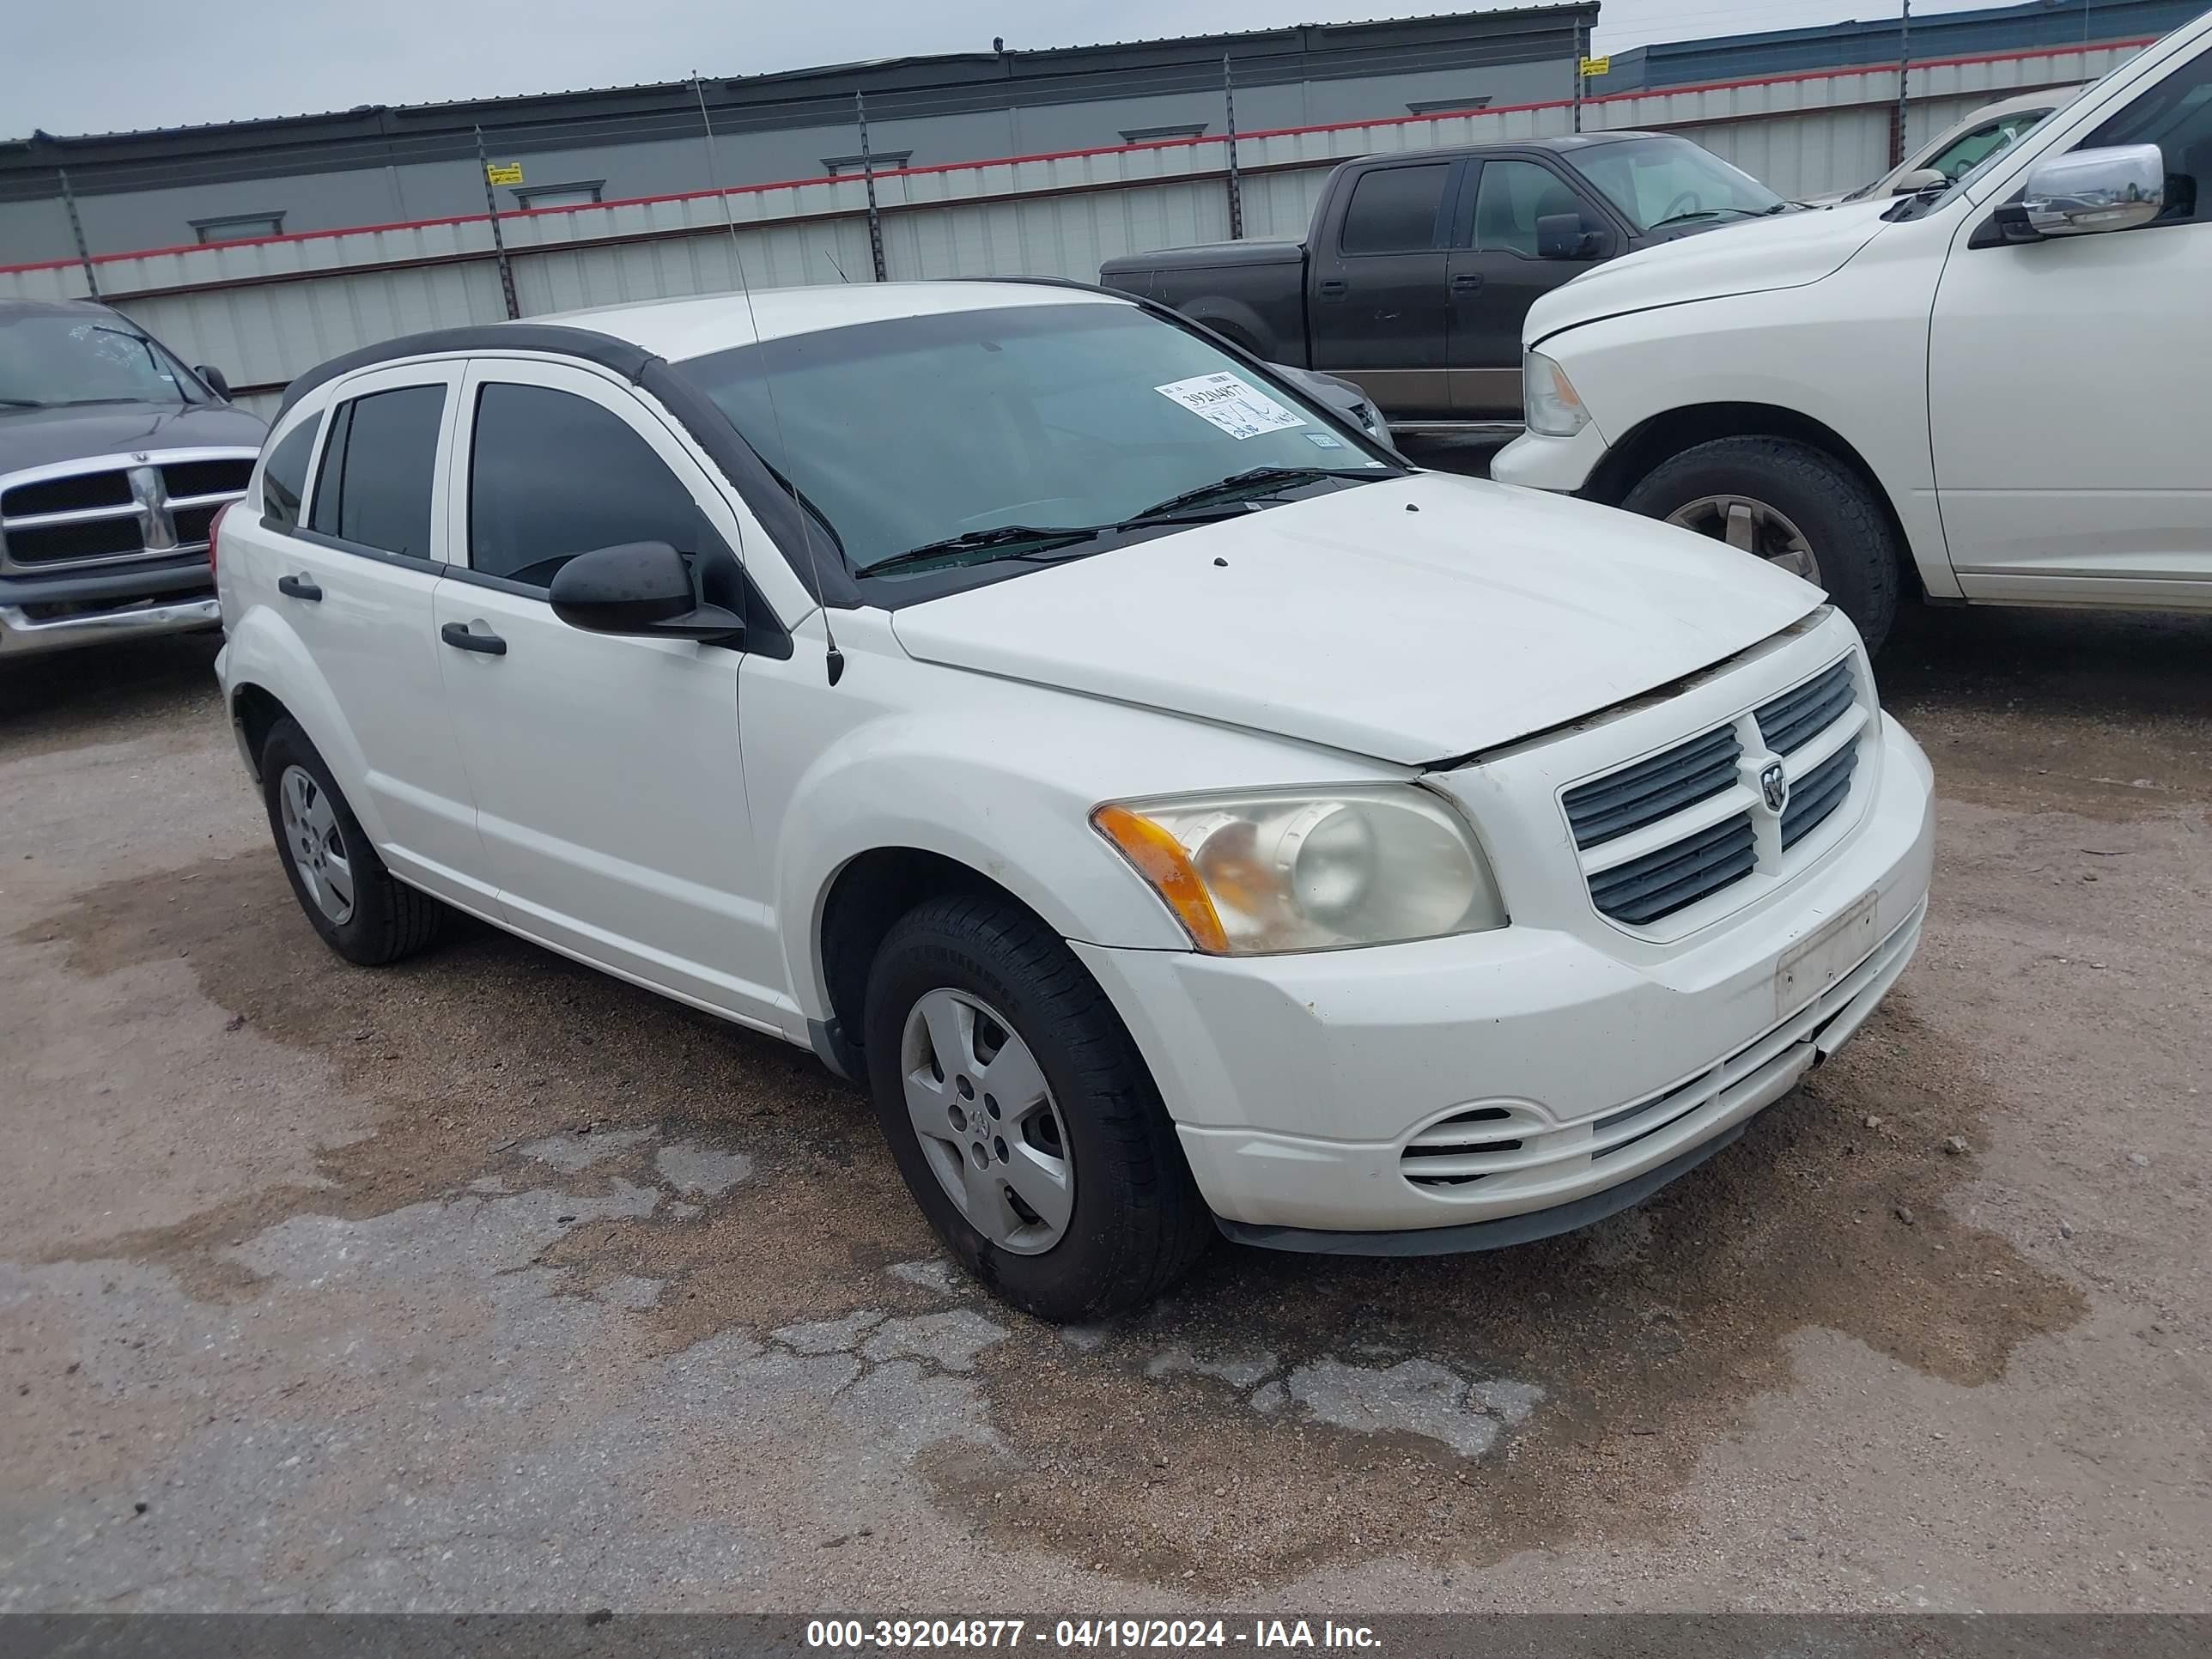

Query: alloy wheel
[901,988,1074,1255]
[1665,493,1822,584]
[278,763,356,927]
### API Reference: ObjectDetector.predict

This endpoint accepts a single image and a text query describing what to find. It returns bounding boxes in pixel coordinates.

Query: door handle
[1451,272,1484,292]
[276,574,322,602]
[441,621,507,656]
[1317,277,1348,299]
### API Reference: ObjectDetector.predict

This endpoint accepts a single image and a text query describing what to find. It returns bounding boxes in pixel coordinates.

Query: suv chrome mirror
[1889,167,1946,196]
[2013,144,2164,236]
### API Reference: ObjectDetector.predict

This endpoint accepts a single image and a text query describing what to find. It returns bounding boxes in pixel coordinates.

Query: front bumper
[1490,421,1611,496]
[1072,708,1935,1244]
[0,558,220,658]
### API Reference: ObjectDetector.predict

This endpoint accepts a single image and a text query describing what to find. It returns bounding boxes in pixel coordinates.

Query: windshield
[0,311,204,409]
[1575,136,1785,230]
[678,302,1394,584]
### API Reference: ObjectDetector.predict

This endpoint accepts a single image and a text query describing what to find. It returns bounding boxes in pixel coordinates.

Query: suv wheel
[260,717,445,966]
[1622,435,1902,652]
[863,893,1212,1321]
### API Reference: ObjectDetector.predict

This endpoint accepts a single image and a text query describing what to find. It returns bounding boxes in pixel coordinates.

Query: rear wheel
[1622,435,1903,653]
[260,718,444,966]
[863,893,1212,1321]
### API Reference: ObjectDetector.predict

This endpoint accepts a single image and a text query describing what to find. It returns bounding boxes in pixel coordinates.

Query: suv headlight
[1093,787,1507,955]
[1523,350,1590,438]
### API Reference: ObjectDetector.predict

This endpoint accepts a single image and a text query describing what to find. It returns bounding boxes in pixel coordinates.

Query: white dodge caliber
[213,281,1934,1320]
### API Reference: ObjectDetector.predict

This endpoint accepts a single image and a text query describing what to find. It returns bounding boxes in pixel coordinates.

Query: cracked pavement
[3,593,2209,1612]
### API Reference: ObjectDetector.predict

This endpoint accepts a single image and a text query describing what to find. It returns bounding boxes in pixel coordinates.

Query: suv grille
[1567,655,1870,927]
[0,453,255,571]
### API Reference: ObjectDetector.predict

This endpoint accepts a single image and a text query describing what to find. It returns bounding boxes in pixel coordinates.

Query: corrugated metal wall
[1,36,2151,419]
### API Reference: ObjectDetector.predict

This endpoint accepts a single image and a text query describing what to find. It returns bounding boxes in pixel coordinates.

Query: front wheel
[1621,435,1903,653]
[863,893,1212,1321]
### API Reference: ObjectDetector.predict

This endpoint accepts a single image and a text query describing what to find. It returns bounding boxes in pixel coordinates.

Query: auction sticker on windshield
[1155,373,1308,440]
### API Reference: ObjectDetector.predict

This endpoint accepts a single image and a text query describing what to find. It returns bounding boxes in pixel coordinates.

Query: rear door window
[1338,163,1451,254]
[308,384,446,558]
[260,414,320,531]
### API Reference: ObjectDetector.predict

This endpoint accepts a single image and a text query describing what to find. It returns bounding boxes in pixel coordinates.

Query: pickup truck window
[467,382,718,590]
[1472,160,1592,256]
[260,414,320,532]
[2081,45,2212,227]
[1575,136,1782,232]
[679,302,1388,586]
[0,313,207,410]
[308,385,444,560]
[1338,163,1452,254]
[1926,113,2045,183]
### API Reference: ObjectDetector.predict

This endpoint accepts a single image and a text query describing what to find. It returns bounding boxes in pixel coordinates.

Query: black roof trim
[275,321,844,606]
[273,324,652,419]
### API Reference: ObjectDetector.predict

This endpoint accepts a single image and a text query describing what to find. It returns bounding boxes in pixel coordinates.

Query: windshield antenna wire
[691,71,844,685]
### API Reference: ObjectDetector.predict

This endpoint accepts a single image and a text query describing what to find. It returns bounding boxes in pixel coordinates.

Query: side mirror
[196,364,233,399]
[1536,212,1602,260]
[1889,167,1947,196]
[1996,143,2164,240]
[548,541,744,644]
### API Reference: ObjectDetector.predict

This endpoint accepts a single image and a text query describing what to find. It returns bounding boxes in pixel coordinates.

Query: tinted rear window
[1339,164,1450,254]
[309,385,445,557]
[260,415,320,532]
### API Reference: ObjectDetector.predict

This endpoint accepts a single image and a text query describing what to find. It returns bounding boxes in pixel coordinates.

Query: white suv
[214,281,1934,1319]
[1494,10,2212,651]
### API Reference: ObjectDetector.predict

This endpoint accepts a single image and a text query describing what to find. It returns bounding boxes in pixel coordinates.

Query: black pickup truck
[1101,132,1791,430]
[1,298,261,659]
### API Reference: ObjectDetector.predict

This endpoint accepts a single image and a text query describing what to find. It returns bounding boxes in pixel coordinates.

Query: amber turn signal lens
[1091,804,1231,954]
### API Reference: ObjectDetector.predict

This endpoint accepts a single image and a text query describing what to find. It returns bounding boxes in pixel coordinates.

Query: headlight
[1523,350,1589,438]
[1093,787,1507,955]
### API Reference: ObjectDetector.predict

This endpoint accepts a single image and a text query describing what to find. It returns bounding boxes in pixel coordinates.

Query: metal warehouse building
[0,5,1597,266]
[1601,0,2204,90]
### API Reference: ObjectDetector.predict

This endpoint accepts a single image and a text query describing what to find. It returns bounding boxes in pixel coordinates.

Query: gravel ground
[2,572,2208,1612]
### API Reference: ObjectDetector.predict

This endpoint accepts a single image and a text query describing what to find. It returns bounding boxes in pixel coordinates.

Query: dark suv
[0,298,264,657]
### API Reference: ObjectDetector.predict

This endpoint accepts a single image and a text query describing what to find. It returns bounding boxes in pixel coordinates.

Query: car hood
[888,472,1823,766]
[0,400,266,474]
[1526,198,1893,346]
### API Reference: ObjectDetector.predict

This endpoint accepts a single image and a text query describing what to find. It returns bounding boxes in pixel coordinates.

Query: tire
[260,717,445,967]
[863,893,1212,1321]
[1621,436,1903,653]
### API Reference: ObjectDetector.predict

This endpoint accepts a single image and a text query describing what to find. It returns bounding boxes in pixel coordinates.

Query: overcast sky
[6,0,2023,137]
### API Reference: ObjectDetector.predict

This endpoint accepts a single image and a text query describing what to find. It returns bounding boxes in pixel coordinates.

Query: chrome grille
[1565,652,1871,929]
[0,450,256,573]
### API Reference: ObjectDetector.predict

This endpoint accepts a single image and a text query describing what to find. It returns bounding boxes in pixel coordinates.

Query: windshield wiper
[0,397,48,408]
[855,524,1105,577]
[854,502,1273,579]
[1135,465,1382,520]
[1646,205,1767,230]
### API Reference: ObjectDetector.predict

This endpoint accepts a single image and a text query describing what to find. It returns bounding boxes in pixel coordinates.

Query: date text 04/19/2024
[805,1620,1382,1650]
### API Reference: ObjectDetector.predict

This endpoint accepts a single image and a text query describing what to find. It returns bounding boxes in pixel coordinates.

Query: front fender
[1548,279,1956,599]
[771,716,1193,1022]
[219,604,387,845]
